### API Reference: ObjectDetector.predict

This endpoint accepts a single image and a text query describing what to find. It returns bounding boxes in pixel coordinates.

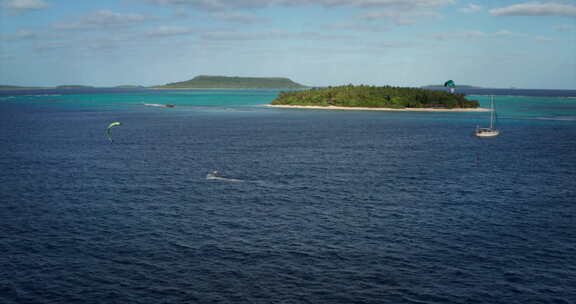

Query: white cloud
[536,35,554,41]
[141,0,455,10]
[428,30,486,40]
[146,25,196,37]
[494,30,514,37]
[427,29,533,41]
[2,29,37,40]
[211,11,271,24]
[53,10,155,30]
[287,0,455,9]
[376,41,418,48]
[490,2,576,17]
[201,30,353,41]
[33,41,68,52]
[554,24,576,31]
[493,30,527,37]
[0,0,49,12]
[142,0,267,10]
[359,10,441,25]
[321,22,389,32]
[171,8,189,18]
[459,3,482,13]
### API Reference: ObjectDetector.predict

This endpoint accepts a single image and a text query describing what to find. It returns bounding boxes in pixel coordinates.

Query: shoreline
[266,104,491,112]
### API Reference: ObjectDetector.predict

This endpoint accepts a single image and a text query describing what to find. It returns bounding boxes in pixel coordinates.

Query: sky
[0,0,575,89]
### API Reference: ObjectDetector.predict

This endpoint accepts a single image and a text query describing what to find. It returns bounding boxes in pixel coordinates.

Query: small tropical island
[270,85,486,112]
[154,75,308,89]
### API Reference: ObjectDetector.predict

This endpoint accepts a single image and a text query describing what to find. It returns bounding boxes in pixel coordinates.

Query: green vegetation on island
[272,85,480,109]
[154,75,308,89]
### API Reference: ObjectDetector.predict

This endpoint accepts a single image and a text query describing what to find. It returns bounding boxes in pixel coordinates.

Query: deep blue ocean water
[1,88,575,303]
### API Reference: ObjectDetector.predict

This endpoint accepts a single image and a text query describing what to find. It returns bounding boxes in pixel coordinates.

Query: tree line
[272,85,480,108]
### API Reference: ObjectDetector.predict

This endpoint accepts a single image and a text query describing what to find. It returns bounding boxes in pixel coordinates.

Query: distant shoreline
[151,87,292,90]
[266,104,491,112]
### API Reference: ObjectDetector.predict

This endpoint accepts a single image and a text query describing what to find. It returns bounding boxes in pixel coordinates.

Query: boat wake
[204,172,308,190]
[144,103,175,108]
[534,116,576,121]
[206,171,243,182]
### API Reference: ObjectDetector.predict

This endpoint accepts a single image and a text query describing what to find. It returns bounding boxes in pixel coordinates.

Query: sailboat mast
[490,95,494,129]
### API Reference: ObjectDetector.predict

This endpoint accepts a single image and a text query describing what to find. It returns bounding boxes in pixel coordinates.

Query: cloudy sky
[1,0,575,88]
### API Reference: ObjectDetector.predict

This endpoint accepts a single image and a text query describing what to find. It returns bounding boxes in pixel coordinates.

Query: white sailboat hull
[475,129,500,137]
[475,96,499,137]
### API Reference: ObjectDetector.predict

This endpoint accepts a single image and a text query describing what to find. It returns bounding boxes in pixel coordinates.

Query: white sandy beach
[266,104,491,112]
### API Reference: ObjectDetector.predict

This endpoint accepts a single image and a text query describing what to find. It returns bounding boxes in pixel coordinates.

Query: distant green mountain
[114,85,144,88]
[154,75,308,89]
[56,85,94,89]
[0,85,44,90]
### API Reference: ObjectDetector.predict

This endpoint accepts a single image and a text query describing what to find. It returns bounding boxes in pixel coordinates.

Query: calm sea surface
[1,88,575,303]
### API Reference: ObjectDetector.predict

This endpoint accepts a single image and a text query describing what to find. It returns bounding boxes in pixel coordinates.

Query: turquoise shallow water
[0,89,278,111]
[470,95,576,121]
[1,88,575,122]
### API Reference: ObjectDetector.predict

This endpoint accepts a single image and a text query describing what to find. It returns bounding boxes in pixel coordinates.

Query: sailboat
[475,95,500,137]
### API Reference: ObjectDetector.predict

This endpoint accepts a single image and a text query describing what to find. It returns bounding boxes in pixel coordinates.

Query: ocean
[1,88,575,303]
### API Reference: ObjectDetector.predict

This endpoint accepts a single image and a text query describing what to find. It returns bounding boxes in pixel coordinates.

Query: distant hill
[154,75,308,89]
[56,85,94,89]
[114,85,145,88]
[0,85,45,90]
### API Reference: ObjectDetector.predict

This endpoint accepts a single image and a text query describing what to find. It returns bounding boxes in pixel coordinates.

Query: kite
[106,122,122,142]
[444,80,456,93]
